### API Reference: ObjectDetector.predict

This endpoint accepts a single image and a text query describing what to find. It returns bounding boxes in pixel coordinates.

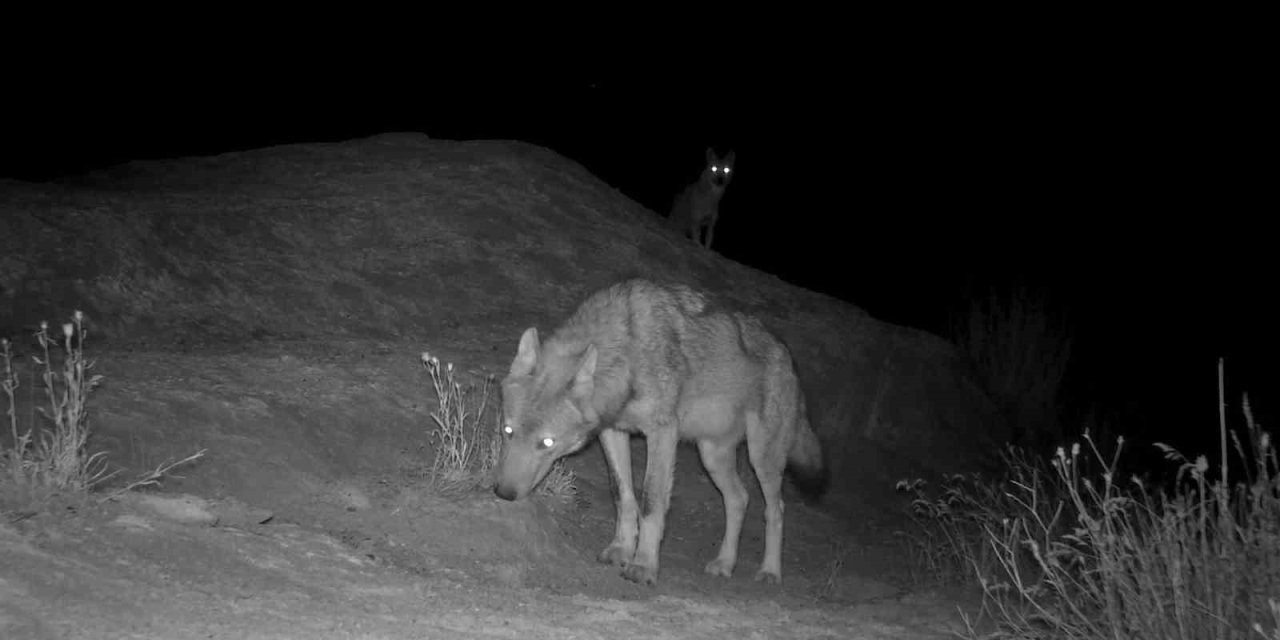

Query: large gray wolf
[668,148,735,249]
[493,279,827,585]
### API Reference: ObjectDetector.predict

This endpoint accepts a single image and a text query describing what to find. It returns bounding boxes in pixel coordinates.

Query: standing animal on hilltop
[668,148,735,249]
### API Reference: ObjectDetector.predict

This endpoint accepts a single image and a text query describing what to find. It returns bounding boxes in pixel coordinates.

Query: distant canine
[668,148,735,250]
[493,279,827,585]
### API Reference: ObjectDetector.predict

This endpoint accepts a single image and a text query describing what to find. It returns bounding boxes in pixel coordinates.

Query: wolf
[493,279,827,586]
[668,148,735,249]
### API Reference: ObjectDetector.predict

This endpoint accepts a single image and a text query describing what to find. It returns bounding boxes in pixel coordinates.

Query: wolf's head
[493,327,600,501]
[702,147,735,191]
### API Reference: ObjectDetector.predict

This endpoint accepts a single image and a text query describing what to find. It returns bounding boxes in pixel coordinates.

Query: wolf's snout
[493,482,518,501]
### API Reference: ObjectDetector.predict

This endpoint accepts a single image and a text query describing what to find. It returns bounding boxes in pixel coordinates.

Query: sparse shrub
[2,313,111,495]
[419,352,576,501]
[1,311,203,506]
[951,285,1074,451]
[815,539,853,601]
[896,445,1063,586]
[903,361,1280,639]
[420,353,495,490]
[536,456,578,504]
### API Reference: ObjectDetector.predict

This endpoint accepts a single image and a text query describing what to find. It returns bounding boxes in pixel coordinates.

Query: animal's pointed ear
[571,344,597,398]
[705,147,716,163]
[509,328,540,377]
[724,150,736,165]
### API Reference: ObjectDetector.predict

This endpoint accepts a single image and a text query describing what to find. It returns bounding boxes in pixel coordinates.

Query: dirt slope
[0,133,990,638]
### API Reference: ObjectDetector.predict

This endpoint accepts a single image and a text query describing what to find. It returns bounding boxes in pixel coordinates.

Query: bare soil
[0,337,979,639]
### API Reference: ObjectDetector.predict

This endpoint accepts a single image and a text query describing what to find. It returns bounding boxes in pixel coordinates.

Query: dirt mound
[0,134,991,637]
[0,133,999,488]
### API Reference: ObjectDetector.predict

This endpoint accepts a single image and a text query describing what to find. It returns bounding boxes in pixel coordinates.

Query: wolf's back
[551,279,830,498]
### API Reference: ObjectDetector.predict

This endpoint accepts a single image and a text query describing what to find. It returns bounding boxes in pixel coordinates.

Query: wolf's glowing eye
[502,424,514,436]
[538,437,555,449]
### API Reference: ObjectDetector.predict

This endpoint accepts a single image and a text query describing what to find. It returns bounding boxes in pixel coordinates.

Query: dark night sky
[3,33,1272,454]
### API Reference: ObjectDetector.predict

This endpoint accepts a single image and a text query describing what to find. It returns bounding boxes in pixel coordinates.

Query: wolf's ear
[571,344,597,398]
[724,150,736,165]
[705,147,716,163]
[509,328,540,377]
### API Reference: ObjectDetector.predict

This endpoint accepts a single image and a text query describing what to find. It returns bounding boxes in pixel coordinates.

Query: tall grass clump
[897,446,1063,586]
[951,285,1074,451]
[420,352,498,489]
[902,360,1280,639]
[419,352,575,501]
[2,312,205,506]
[2,312,112,495]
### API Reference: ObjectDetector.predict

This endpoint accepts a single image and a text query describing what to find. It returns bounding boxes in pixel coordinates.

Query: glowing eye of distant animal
[502,424,514,437]
[537,437,555,450]
[722,166,732,174]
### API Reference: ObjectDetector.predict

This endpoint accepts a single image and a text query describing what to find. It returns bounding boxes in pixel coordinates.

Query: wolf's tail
[786,410,829,500]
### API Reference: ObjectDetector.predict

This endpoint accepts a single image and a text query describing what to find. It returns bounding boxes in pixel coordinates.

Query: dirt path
[0,341,975,639]
[1,492,966,639]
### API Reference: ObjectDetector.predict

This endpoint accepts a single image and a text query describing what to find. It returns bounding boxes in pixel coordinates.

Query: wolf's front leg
[624,428,678,585]
[597,429,638,567]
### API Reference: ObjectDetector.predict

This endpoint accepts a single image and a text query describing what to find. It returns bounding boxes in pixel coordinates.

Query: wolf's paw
[753,568,781,584]
[622,562,659,586]
[597,543,633,567]
[703,557,735,578]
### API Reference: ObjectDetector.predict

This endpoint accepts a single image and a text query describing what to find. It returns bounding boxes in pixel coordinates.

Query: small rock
[211,498,275,527]
[492,563,525,588]
[109,514,154,531]
[134,494,218,525]
[332,483,372,511]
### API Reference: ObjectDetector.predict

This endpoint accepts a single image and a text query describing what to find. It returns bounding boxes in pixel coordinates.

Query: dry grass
[814,539,854,601]
[1,312,203,508]
[2,313,111,497]
[901,361,1280,639]
[419,352,575,502]
[896,445,1058,586]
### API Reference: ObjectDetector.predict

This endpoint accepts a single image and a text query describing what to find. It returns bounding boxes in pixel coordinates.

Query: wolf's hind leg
[746,410,788,583]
